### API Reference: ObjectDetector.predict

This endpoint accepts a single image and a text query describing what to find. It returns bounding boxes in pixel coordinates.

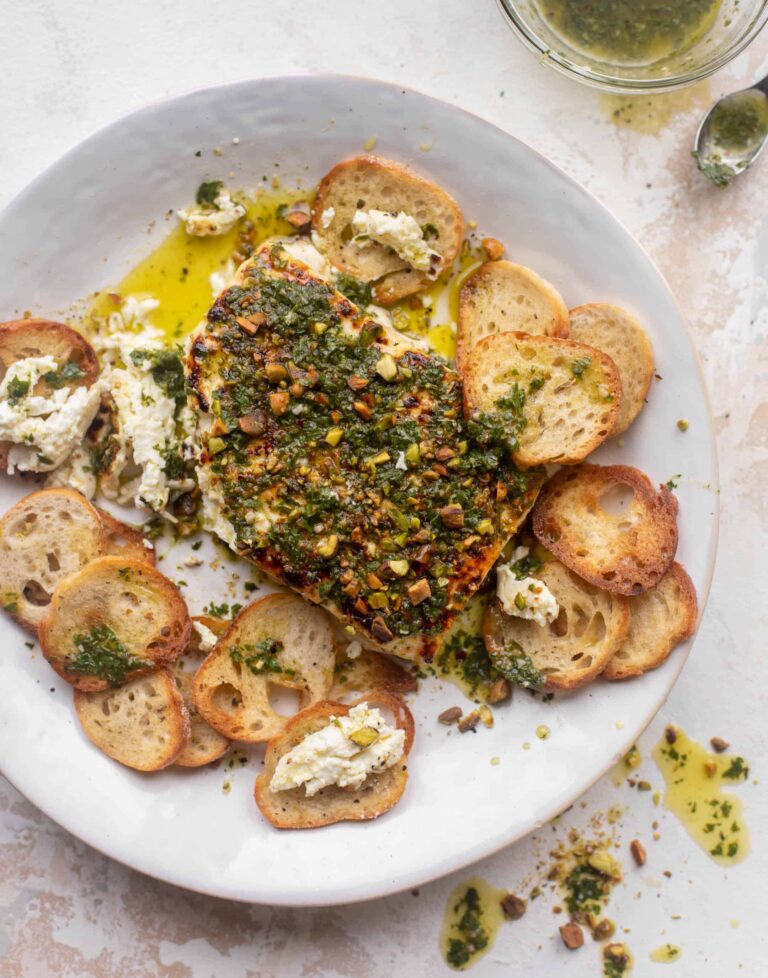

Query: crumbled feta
[395,451,407,471]
[177,188,246,237]
[0,356,103,474]
[101,360,177,512]
[192,620,219,653]
[46,444,98,498]
[92,299,189,513]
[346,640,363,660]
[320,206,335,229]
[497,547,559,628]
[351,209,441,276]
[196,463,238,549]
[270,702,405,796]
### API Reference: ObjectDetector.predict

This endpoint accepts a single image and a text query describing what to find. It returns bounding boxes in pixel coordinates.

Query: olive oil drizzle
[440,877,506,970]
[652,725,750,866]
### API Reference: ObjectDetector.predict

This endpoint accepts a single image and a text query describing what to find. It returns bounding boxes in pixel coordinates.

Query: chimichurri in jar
[535,0,723,66]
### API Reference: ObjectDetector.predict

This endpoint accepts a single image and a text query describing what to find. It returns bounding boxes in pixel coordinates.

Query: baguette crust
[39,555,191,691]
[457,261,570,369]
[484,559,630,690]
[254,690,414,829]
[532,464,679,595]
[461,331,622,467]
[603,562,697,680]
[0,319,100,470]
[96,509,156,565]
[193,593,336,743]
[173,615,231,767]
[312,155,465,304]
[74,668,190,771]
[569,303,654,436]
[0,488,105,633]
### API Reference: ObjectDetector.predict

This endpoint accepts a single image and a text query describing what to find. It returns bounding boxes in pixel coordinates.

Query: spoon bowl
[695,82,768,186]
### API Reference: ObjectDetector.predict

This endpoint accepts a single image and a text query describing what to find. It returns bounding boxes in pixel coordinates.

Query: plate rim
[0,72,720,906]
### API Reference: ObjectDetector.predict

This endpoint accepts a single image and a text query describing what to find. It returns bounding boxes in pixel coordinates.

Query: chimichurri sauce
[536,0,722,66]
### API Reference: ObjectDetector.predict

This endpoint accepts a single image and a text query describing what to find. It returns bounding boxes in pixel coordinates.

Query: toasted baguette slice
[0,488,106,633]
[532,464,678,595]
[462,331,621,467]
[96,509,156,565]
[603,563,697,680]
[254,690,414,829]
[330,640,417,701]
[172,615,231,767]
[74,668,190,771]
[39,556,191,691]
[484,559,630,690]
[0,319,101,470]
[193,593,336,743]
[457,261,569,369]
[568,304,654,436]
[312,155,465,304]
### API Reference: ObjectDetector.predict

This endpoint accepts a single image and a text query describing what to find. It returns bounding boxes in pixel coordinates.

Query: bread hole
[582,613,606,646]
[550,609,568,637]
[576,654,593,669]
[572,606,590,638]
[267,683,301,718]
[602,571,616,581]
[121,591,139,606]
[23,580,50,606]
[45,552,60,572]
[520,346,536,361]
[599,485,636,522]
[59,511,73,522]
[213,682,242,713]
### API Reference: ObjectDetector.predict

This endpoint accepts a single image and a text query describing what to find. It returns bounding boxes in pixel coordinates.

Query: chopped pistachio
[349,726,379,748]
[316,534,339,557]
[387,559,409,577]
[265,362,288,383]
[587,849,622,880]
[325,427,344,447]
[208,436,227,455]
[404,442,421,466]
[375,353,398,381]
[477,518,494,535]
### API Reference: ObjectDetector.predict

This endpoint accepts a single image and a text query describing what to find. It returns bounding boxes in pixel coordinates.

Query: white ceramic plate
[0,75,718,906]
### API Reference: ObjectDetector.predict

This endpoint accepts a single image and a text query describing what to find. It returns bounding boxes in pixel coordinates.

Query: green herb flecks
[69,624,146,686]
[571,357,591,378]
[42,361,87,389]
[195,179,223,208]
[130,348,187,406]
[335,273,373,309]
[229,638,295,677]
[493,646,544,690]
[538,0,722,63]
[509,551,542,579]
[445,887,490,969]
[6,377,30,402]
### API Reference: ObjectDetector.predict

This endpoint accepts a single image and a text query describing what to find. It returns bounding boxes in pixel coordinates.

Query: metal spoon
[694,77,768,187]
